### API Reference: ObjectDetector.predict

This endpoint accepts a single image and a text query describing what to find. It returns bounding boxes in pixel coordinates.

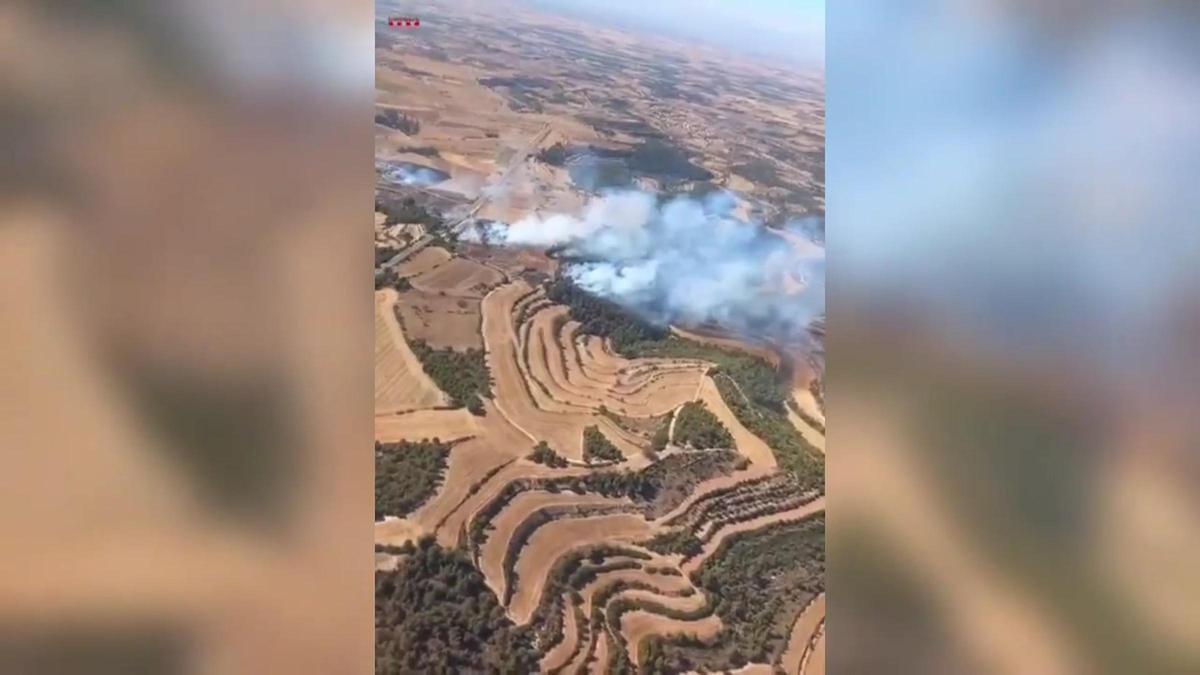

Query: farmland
[374,288,448,413]
[373,201,824,673]
[375,219,825,669]
[374,0,824,671]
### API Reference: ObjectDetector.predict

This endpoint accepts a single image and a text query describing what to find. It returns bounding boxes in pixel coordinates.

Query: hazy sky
[525,0,824,66]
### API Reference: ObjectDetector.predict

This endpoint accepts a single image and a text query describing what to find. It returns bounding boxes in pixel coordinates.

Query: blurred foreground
[829,2,1200,673]
[0,2,372,673]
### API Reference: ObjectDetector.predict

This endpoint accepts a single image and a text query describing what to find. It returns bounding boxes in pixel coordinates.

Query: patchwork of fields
[375,220,825,672]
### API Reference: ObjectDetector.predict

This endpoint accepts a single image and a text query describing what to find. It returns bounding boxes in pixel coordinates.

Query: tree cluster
[730,158,781,188]
[650,418,671,453]
[375,109,421,135]
[636,450,745,518]
[375,538,538,674]
[536,142,569,166]
[376,197,441,228]
[375,440,449,521]
[672,401,735,450]
[582,425,624,464]
[374,266,412,292]
[409,340,491,415]
[573,469,651,499]
[527,441,568,468]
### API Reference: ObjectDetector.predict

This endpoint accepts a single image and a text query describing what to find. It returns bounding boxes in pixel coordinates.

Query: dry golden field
[374,289,448,413]
[392,289,483,350]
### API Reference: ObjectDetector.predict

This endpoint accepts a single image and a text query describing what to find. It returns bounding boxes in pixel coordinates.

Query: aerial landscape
[374,1,825,672]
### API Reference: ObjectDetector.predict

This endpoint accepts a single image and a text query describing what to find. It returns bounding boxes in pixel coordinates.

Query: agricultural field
[392,289,483,351]
[410,256,506,298]
[374,0,824,671]
[374,288,448,414]
[373,238,826,670]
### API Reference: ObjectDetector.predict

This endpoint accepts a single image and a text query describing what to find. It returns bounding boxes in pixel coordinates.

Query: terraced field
[477,491,631,599]
[523,306,707,417]
[782,593,826,675]
[375,233,824,672]
[482,280,647,460]
[622,612,723,666]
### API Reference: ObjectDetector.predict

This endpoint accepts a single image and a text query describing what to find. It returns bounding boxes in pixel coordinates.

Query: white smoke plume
[378,161,448,187]
[474,190,825,340]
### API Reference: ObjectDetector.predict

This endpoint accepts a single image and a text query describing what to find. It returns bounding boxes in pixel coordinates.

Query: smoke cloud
[378,161,448,187]
[473,190,825,341]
